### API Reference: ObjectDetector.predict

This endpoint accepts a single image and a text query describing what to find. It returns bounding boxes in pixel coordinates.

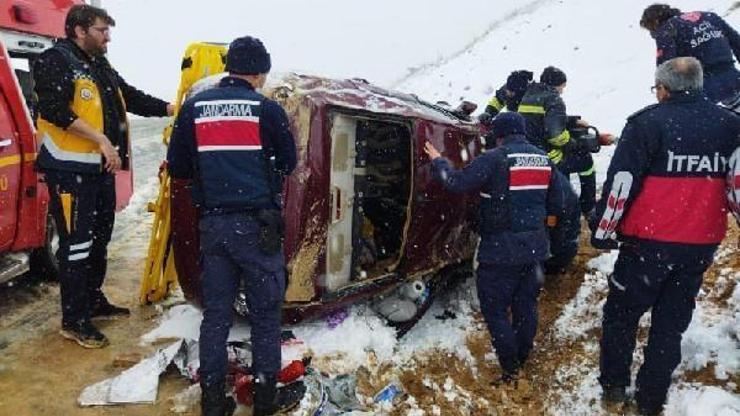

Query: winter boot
[91,302,131,319]
[253,373,306,416]
[59,320,109,349]
[636,402,663,416]
[602,386,627,404]
[201,382,236,416]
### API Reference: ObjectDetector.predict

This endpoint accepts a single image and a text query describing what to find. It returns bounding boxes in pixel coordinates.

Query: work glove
[547,148,564,164]
[590,234,619,250]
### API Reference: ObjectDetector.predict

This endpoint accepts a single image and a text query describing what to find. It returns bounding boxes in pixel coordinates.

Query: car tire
[30,213,60,281]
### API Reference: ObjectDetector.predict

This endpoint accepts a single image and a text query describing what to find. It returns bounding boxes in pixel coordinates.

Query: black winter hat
[226,36,272,75]
[490,112,526,138]
[506,70,534,94]
[540,66,567,87]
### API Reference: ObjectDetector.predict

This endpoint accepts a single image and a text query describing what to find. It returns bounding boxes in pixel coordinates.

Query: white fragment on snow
[168,384,201,414]
[140,304,202,344]
[78,341,184,406]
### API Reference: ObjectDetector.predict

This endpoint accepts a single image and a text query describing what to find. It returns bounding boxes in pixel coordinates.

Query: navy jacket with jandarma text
[432,135,564,265]
[167,77,297,211]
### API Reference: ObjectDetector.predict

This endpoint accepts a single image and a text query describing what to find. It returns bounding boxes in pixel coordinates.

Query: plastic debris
[326,308,349,329]
[373,380,404,404]
[78,340,185,406]
[325,373,362,410]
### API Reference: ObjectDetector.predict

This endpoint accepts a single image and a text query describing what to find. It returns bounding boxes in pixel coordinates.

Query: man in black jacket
[592,57,740,415]
[519,67,596,217]
[168,36,299,416]
[425,112,564,383]
[34,4,172,349]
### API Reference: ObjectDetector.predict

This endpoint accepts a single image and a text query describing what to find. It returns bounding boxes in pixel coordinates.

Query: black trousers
[476,262,542,374]
[198,213,285,388]
[557,148,596,215]
[599,242,715,412]
[46,170,115,327]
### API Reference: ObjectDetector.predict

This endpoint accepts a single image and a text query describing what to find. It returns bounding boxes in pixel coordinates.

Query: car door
[0,93,21,251]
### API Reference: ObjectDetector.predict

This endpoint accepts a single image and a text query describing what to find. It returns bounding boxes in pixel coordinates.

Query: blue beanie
[226,36,272,75]
[490,112,526,138]
[506,70,533,94]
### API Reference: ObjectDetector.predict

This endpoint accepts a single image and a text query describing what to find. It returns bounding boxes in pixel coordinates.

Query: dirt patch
[1,222,737,415]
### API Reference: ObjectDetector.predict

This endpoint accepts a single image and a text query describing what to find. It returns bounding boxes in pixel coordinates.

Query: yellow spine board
[140,42,227,305]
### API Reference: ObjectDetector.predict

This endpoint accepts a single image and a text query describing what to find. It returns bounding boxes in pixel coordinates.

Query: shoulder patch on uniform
[627,103,660,121]
[680,12,701,22]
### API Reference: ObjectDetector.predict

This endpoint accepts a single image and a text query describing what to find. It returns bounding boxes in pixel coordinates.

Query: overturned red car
[171,73,483,324]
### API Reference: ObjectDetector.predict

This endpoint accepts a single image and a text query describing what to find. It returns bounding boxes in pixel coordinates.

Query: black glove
[590,234,619,250]
[495,85,507,103]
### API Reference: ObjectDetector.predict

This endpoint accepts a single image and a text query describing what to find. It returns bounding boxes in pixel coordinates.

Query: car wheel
[30,213,60,280]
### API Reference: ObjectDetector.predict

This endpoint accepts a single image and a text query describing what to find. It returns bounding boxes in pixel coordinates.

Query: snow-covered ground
[107,0,739,414]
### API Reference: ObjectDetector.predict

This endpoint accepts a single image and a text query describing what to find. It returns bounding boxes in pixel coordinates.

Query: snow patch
[680,283,740,379]
[665,384,740,416]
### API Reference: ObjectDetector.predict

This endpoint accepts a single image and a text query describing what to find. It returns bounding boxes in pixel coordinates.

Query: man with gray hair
[590,56,740,415]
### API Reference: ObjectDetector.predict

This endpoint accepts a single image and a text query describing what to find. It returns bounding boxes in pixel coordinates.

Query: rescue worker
[167,36,299,416]
[424,112,564,383]
[518,66,597,218]
[480,70,534,120]
[640,4,740,107]
[33,4,173,349]
[591,57,740,415]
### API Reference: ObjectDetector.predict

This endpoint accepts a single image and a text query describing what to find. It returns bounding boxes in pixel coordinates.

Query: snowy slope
[399,0,740,185]
[113,0,740,415]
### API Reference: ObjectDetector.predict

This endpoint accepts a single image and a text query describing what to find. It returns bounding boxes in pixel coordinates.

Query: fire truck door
[0,94,20,251]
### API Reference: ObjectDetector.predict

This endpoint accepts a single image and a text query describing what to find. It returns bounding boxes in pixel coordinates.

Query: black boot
[253,373,306,416]
[201,382,236,416]
[602,385,627,404]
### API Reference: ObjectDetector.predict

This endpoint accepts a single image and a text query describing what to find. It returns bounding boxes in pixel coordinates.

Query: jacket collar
[665,89,708,104]
[501,134,528,146]
[58,38,101,64]
[219,76,256,90]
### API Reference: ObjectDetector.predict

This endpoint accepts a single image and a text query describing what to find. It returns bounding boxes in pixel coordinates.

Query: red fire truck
[0,0,133,284]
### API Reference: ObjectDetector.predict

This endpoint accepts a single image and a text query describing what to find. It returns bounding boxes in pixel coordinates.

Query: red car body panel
[0,0,75,38]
